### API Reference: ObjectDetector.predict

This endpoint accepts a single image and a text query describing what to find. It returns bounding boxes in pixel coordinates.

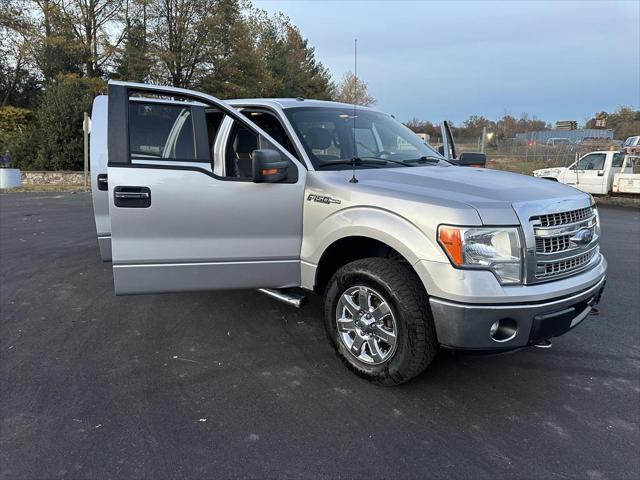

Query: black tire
[323,257,438,385]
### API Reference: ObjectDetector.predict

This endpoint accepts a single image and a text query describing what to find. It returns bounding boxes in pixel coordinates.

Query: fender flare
[300,207,448,293]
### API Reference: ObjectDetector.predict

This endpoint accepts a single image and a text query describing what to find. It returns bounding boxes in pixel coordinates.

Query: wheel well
[541,177,559,181]
[314,236,410,294]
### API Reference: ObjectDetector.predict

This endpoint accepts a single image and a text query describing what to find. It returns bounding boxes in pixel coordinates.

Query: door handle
[115,191,149,199]
[97,173,108,191]
[114,186,151,208]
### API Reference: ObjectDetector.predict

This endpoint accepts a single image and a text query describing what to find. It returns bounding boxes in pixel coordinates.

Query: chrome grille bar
[535,246,599,279]
[536,234,572,253]
[527,205,599,282]
[532,206,593,227]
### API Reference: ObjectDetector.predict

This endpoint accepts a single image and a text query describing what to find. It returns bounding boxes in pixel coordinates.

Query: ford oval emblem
[570,228,593,246]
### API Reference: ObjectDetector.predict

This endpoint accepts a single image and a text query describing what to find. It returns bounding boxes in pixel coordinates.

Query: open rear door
[106,81,306,295]
[440,121,457,161]
[90,95,111,261]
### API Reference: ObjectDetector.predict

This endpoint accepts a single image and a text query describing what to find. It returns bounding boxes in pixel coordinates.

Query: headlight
[593,205,600,235]
[437,226,522,285]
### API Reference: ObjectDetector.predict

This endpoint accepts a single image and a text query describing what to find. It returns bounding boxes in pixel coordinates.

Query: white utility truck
[533,145,639,195]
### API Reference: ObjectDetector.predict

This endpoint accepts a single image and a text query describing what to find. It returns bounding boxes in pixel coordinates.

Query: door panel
[109,166,303,294]
[572,153,607,194]
[107,81,306,295]
[89,95,112,261]
[563,164,578,186]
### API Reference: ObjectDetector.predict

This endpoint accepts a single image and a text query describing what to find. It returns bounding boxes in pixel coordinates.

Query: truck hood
[533,166,567,178]
[334,165,589,224]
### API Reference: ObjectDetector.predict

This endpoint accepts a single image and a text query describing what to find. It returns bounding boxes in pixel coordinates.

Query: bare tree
[57,0,125,77]
[333,71,375,107]
[148,0,218,88]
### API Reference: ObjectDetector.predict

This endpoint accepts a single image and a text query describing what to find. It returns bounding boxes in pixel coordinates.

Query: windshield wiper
[401,156,443,165]
[317,156,420,169]
[358,156,417,167]
[317,157,389,168]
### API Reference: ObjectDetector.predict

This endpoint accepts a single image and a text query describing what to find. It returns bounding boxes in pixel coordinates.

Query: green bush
[0,106,37,169]
[34,74,105,170]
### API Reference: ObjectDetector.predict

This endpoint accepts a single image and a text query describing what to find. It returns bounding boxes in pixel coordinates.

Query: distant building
[416,133,430,142]
[515,128,614,143]
[555,120,578,131]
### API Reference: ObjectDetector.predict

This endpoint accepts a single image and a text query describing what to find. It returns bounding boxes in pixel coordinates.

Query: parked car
[546,138,573,147]
[91,81,607,385]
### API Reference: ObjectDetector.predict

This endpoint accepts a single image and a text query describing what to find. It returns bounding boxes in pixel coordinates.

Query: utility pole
[480,126,487,153]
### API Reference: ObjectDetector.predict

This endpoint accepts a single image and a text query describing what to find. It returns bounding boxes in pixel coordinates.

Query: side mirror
[456,152,487,168]
[252,149,289,183]
[437,145,445,156]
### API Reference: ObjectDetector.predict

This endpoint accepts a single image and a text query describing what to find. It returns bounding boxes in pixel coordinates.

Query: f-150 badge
[307,194,341,205]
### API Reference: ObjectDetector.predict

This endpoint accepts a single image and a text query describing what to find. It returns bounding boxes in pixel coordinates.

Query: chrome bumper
[429,275,606,350]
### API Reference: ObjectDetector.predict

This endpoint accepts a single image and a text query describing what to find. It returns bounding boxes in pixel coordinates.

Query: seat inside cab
[224,111,299,178]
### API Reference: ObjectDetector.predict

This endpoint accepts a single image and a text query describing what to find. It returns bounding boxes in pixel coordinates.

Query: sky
[252,0,640,124]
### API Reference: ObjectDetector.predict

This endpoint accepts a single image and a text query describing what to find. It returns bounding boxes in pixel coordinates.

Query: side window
[240,111,299,160]
[577,153,606,170]
[612,153,626,168]
[128,103,196,161]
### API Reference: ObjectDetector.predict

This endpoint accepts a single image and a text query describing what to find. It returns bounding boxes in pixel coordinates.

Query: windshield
[284,106,447,170]
[623,136,639,147]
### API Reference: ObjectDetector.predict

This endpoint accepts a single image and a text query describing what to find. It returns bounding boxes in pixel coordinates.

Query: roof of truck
[227,98,378,112]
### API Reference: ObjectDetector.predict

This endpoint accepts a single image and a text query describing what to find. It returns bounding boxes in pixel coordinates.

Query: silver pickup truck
[90,81,606,385]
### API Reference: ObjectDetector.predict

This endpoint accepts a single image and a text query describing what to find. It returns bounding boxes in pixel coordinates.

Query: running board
[258,288,308,308]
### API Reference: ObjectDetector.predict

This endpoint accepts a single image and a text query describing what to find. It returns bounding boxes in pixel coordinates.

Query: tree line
[0,0,373,170]
[2,1,636,171]
[404,107,639,143]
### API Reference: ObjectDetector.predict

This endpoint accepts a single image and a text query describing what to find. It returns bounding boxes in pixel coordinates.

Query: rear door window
[129,103,196,161]
[612,153,626,168]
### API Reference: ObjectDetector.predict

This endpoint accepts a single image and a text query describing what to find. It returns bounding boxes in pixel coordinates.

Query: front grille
[533,207,593,227]
[536,234,571,253]
[527,205,599,282]
[535,246,598,279]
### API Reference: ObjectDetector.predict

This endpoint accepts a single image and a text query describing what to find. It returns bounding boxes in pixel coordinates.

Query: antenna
[349,38,359,184]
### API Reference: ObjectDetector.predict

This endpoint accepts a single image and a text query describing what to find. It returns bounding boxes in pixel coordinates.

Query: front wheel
[323,258,438,385]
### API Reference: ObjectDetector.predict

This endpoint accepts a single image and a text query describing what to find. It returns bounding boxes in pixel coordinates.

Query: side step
[258,288,308,308]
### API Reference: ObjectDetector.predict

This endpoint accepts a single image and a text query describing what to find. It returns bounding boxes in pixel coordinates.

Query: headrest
[305,127,332,150]
[234,128,258,155]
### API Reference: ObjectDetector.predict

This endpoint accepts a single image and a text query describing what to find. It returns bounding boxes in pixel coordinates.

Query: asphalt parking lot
[1,192,639,480]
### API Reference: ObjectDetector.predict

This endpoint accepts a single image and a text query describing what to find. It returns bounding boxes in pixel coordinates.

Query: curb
[594,195,640,209]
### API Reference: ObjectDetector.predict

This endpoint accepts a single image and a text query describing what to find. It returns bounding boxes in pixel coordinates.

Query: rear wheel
[323,258,438,385]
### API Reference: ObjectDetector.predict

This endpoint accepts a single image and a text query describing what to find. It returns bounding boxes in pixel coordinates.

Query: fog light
[489,318,518,342]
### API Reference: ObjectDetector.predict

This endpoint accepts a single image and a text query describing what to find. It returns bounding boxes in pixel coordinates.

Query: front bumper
[429,275,606,350]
